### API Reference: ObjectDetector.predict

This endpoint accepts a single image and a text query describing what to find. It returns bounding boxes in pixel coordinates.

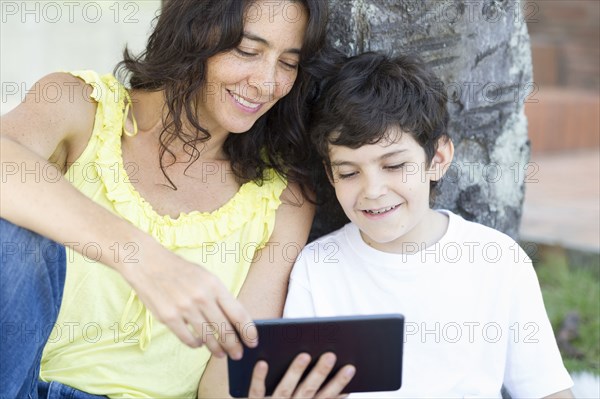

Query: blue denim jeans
[37,381,107,399]
[0,218,107,399]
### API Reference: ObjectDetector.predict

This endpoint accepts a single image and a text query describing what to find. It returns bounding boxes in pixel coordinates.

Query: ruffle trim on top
[68,70,288,249]
[68,70,287,351]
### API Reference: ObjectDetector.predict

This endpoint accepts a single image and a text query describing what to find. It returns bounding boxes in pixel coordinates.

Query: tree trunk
[312,0,533,240]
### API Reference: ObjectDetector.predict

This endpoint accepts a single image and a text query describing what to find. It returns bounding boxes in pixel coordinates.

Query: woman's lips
[229,90,263,113]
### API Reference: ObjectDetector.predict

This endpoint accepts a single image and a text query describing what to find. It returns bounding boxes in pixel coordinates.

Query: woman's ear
[428,136,454,182]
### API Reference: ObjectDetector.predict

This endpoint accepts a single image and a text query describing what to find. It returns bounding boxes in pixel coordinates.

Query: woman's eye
[235,48,257,57]
[280,60,298,70]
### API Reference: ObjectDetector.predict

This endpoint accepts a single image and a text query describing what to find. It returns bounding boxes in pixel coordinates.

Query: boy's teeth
[232,92,260,108]
[367,205,397,214]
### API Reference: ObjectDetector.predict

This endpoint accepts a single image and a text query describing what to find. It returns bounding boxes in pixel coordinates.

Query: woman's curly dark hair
[115,0,330,194]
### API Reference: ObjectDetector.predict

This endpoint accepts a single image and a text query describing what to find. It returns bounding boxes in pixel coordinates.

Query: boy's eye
[385,163,405,171]
[336,171,357,180]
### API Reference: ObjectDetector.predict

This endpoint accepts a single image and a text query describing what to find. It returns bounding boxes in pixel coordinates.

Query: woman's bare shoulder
[1,72,98,167]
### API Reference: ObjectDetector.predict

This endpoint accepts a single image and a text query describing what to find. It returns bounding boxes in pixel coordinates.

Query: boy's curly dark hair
[311,52,450,172]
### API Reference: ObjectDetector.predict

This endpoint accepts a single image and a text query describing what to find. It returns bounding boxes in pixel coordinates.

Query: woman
[0,0,353,397]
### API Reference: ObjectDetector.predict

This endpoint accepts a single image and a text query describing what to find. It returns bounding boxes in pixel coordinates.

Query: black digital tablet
[228,314,404,398]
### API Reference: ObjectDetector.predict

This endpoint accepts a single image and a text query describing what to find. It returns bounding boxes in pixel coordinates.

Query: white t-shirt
[284,210,573,398]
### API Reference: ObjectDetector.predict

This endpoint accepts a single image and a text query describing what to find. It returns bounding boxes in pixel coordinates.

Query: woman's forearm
[1,135,158,274]
[1,135,256,353]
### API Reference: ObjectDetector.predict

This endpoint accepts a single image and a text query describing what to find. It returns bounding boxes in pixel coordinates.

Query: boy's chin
[358,228,406,246]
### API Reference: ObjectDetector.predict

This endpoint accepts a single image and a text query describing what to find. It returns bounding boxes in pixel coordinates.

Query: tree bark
[159,0,533,239]
[311,0,533,240]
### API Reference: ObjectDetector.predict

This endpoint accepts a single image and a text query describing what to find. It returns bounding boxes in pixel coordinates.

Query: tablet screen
[228,314,404,397]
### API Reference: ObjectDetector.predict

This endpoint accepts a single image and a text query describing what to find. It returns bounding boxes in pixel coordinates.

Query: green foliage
[534,250,600,375]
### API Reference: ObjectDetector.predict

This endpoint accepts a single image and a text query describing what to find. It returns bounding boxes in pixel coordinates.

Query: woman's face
[199,0,308,136]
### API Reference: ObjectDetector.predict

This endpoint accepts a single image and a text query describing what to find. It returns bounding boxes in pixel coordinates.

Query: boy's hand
[122,255,257,359]
[248,352,355,398]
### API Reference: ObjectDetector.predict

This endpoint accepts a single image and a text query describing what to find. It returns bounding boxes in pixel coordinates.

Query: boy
[283,53,574,398]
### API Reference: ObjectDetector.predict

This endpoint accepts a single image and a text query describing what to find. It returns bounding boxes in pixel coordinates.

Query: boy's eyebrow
[242,32,301,55]
[379,150,407,160]
[330,150,407,167]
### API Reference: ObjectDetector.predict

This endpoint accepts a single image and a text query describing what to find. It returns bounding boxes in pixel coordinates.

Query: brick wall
[525,0,599,154]
[527,0,600,90]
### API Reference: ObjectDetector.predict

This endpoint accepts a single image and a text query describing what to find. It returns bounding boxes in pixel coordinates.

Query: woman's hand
[248,353,355,398]
[120,248,257,359]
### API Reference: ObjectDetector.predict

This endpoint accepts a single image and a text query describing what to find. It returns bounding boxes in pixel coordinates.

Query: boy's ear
[428,136,454,181]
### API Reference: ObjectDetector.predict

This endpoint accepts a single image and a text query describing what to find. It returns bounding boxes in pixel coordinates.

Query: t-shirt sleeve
[283,248,317,318]
[503,249,573,397]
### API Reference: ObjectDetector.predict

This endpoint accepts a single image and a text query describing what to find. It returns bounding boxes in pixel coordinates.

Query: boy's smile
[362,203,401,217]
[327,129,453,254]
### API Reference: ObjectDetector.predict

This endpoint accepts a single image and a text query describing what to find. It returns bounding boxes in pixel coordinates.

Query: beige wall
[1,0,161,114]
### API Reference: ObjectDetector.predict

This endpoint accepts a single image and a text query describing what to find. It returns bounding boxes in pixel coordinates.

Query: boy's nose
[362,176,388,199]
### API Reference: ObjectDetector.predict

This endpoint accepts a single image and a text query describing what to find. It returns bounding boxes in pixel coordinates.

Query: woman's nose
[247,60,279,102]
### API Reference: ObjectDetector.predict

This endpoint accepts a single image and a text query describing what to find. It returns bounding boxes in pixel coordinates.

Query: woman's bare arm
[198,183,317,398]
[1,73,255,356]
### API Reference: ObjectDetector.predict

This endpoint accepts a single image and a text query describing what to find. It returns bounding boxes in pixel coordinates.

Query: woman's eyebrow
[330,160,356,167]
[242,32,301,54]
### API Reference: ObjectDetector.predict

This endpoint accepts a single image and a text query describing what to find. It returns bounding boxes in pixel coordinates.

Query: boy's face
[327,129,453,253]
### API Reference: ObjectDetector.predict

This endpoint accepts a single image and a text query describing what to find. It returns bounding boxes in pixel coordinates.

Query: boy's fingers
[315,365,355,399]
[272,353,312,398]
[248,361,269,399]
[293,353,337,398]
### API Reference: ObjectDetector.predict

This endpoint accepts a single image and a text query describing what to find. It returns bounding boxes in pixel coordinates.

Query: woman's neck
[128,89,229,161]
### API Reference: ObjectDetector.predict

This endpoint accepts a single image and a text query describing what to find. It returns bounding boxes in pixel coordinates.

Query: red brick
[525,88,599,154]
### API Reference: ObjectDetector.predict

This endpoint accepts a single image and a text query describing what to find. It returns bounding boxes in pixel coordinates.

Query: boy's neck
[359,209,449,255]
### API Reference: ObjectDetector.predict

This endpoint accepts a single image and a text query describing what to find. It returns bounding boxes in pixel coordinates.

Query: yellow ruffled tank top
[39,71,287,398]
